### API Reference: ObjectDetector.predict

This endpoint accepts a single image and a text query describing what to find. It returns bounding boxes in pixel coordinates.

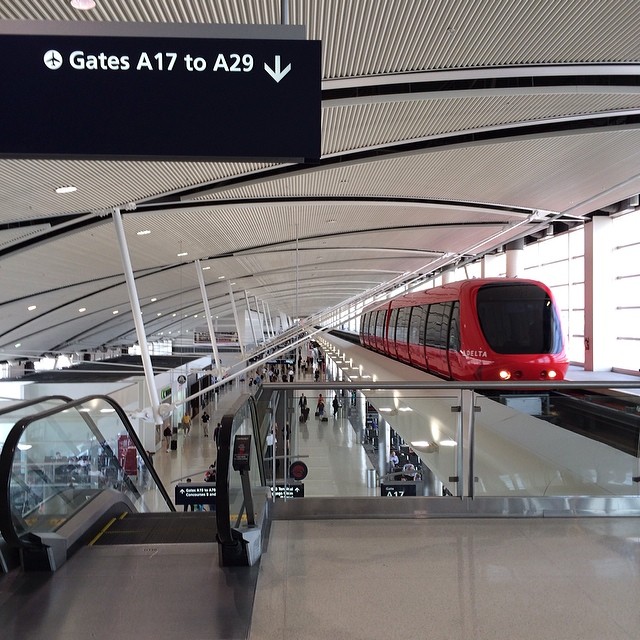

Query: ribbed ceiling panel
[200,128,640,214]
[0,159,274,223]
[3,1,640,78]
[0,224,51,249]
[322,91,640,156]
[297,0,640,78]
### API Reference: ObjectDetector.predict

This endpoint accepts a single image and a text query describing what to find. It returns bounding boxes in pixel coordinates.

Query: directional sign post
[0,22,321,162]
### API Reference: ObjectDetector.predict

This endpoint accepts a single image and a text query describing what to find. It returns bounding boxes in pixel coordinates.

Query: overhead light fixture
[17,443,33,451]
[55,185,77,194]
[157,312,162,317]
[177,252,188,257]
[112,310,119,315]
[137,230,151,236]
[14,343,21,348]
[202,266,211,270]
[151,298,157,302]
[78,307,86,313]
[218,275,225,280]
[27,305,37,311]
[70,0,96,9]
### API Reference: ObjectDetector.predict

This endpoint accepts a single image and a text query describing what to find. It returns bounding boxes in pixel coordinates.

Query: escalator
[92,512,218,545]
[0,392,270,639]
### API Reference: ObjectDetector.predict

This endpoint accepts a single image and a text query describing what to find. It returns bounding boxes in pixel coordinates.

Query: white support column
[244,290,258,348]
[584,215,614,371]
[195,260,221,375]
[505,238,525,278]
[266,302,276,337]
[227,281,245,359]
[112,207,162,425]
[255,296,266,344]
[261,299,271,339]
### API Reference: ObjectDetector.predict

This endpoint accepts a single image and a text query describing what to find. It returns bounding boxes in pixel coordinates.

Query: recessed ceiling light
[151,298,157,302]
[218,275,225,280]
[27,305,37,311]
[172,313,177,317]
[157,312,162,316]
[177,252,188,257]
[112,310,119,315]
[14,343,21,348]
[202,266,211,271]
[193,314,198,318]
[137,230,151,236]
[70,0,96,9]
[79,307,86,313]
[55,185,77,194]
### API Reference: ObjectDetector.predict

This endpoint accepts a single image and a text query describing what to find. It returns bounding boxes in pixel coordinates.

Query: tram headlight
[499,369,511,380]
[547,370,557,379]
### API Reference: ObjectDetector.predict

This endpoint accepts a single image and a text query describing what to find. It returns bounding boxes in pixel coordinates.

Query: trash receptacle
[170,439,177,451]
[366,468,377,488]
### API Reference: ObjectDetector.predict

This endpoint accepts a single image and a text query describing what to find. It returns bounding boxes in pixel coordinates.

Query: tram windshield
[476,283,564,354]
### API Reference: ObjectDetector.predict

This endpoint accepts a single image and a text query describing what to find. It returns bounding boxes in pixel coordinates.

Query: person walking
[201,410,210,437]
[182,411,191,435]
[163,425,172,452]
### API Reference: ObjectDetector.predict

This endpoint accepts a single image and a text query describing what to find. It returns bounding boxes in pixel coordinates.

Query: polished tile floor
[155,379,640,640]
[250,517,640,640]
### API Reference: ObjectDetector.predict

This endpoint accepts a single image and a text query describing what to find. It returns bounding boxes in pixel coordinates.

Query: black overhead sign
[272,483,304,498]
[0,22,321,162]
[380,482,417,497]
[175,482,217,505]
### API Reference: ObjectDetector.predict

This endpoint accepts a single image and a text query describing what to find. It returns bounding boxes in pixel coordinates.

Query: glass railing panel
[8,396,170,540]
[0,397,70,456]
[276,389,461,498]
[472,390,640,497]
[226,400,263,528]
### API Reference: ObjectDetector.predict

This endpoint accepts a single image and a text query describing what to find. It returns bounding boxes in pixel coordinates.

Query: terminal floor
[3,370,640,639]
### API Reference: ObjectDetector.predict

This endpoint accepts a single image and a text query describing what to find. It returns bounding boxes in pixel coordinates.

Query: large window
[409,305,427,344]
[396,307,410,343]
[425,303,446,348]
[476,283,564,354]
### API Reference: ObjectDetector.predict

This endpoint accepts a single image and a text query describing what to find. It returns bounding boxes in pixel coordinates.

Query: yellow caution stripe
[88,512,127,545]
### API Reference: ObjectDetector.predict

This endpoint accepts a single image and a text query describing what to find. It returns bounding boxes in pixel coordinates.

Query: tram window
[361,312,370,337]
[448,301,460,351]
[389,308,399,342]
[418,304,429,345]
[375,310,387,339]
[409,305,426,344]
[396,307,410,343]
[425,302,446,348]
[476,284,563,354]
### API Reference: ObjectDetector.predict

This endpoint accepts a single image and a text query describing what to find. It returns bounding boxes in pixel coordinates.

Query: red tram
[359,278,569,381]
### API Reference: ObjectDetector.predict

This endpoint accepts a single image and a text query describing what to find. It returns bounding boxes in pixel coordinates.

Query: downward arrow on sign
[264,55,292,82]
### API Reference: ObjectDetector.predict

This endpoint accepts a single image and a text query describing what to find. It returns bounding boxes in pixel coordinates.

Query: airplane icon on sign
[43,50,63,70]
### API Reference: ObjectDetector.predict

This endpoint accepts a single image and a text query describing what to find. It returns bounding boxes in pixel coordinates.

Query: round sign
[177,375,186,384]
[289,460,308,481]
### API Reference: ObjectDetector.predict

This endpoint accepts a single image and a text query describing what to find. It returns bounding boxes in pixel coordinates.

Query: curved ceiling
[1,0,640,357]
